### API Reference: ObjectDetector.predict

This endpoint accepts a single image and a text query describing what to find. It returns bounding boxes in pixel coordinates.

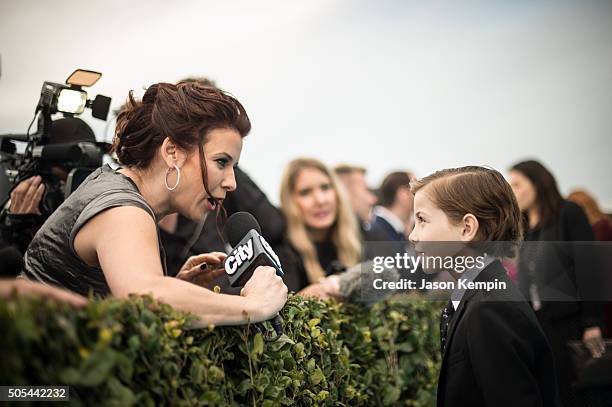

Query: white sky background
[1,0,611,209]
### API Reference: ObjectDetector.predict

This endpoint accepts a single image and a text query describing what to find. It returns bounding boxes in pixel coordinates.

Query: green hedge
[0,294,441,406]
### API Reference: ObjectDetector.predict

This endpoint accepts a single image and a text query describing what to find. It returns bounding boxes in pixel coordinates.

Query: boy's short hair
[410,166,522,257]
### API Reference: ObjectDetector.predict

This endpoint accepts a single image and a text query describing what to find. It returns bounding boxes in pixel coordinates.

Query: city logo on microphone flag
[225,238,254,275]
[259,235,283,275]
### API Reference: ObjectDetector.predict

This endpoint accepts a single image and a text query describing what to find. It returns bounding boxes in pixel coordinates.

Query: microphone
[224,212,284,287]
[31,142,102,168]
[223,212,285,340]
[33,142,83,163]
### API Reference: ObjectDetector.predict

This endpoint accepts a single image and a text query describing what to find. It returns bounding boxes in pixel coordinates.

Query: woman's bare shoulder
[74,205,159,267]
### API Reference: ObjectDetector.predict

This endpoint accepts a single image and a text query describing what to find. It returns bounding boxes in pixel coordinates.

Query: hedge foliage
[0,294,441,406]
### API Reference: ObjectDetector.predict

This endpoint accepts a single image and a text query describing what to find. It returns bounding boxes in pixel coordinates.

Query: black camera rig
[0,69,112,216]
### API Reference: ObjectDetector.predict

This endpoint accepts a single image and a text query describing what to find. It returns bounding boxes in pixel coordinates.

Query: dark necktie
[440,300,456,355]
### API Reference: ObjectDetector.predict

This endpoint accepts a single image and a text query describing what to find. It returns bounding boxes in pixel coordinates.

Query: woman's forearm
[113,276,263,328]
[0,279,88,307]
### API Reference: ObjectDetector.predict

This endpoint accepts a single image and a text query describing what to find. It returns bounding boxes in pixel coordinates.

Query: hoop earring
[164,165,181,191]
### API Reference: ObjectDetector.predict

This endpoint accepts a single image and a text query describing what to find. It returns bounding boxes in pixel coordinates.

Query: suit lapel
[437,292,475,407]
[437,261,508,407]
[441,260,507,364]
[441,289,476,366]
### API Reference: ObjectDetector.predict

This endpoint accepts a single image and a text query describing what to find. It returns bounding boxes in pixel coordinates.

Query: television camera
[0,69,112,216]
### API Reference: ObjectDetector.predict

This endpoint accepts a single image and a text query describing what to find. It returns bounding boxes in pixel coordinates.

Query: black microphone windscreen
[225,212,262,247]
[40,143,82,164]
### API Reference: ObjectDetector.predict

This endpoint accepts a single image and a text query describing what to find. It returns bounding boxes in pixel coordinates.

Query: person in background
[509,160,605,407]
[334,164,377,230]
[334,164,393,264]
[277,158,362,296]
[371,171,415,241]
[568,190,612,241]
[568,189,612,339]
[0,118,100,259]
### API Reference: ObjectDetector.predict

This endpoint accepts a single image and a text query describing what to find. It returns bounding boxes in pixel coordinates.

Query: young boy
[409,166,560,407]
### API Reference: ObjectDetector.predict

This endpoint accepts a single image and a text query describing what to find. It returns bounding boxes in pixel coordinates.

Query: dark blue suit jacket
[370,215,405,242]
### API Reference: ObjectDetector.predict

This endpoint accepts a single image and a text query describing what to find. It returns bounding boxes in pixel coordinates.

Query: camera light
[57,89,87,114]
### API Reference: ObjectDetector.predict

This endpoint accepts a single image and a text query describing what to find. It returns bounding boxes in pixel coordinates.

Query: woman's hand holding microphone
[175,252,227,288]
[176,253,287,323]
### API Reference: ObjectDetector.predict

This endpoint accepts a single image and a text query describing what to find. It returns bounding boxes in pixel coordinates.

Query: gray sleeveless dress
[21,165,167,296]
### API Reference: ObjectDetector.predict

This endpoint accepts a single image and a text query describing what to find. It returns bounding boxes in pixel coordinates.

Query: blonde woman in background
[277,158,362,297]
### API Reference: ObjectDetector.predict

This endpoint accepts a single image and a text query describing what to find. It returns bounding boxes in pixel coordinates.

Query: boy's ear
[460,214,479,242]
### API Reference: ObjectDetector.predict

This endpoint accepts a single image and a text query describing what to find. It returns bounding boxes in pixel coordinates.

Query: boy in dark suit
[409,166,561,407]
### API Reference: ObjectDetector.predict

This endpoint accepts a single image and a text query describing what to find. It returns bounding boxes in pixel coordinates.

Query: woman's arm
[0,278,87,307]
[74,206,287,327]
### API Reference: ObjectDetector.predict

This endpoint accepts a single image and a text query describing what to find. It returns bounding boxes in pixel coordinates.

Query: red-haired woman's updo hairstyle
[112,81,251,205]
[112,81,250,168]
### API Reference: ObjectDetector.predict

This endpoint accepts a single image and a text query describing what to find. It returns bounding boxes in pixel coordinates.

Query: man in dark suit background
[371,171,414,242]
[334,164,377,233]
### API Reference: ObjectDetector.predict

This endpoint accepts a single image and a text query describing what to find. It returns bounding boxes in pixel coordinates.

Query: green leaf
[268,334,295,352]
[128,335,140,351]
[190,363,204,384]
[293,342,305,360]
[306,358,316,372]
[317,390,330,401]
[237,378,253,395]
[307,318,321,328]
[310,368,325,386]
[382,384,400,406]
[58,368,80,385]
[252,332,264,359]
[202,390,222,403]
[208,365,225,383]
[107,376,136,406]
[78,349,117,386]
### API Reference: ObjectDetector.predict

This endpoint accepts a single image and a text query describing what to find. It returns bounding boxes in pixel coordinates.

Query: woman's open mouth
[206,197,218,211]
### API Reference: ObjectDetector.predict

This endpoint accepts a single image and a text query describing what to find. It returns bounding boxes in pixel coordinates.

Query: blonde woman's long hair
[280,158,362,283]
